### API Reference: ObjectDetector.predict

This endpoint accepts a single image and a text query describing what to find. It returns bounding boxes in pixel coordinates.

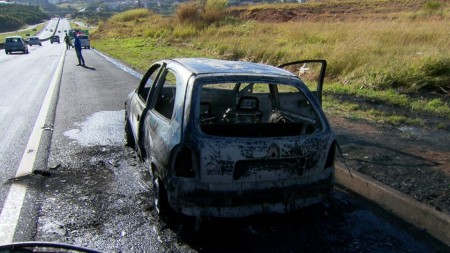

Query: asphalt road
[0,29,449,251]
[0,18,72,243]
[0,22,66,242]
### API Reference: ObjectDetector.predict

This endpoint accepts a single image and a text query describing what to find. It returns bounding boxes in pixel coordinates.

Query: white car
[28,37,42,46]
[71,34,90,49]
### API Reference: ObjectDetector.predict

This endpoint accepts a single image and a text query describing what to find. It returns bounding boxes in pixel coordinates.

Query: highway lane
[0,18,85,243]
[0,29,67,242]
[0,38,65,193]
[38,18,71,40]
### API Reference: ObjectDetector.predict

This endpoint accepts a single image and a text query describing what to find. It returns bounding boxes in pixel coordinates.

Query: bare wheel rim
[153,178,161,214]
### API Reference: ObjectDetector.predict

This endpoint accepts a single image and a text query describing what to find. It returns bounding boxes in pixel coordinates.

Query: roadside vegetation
[0,4,49,32]
[0,23,47,42]
[91,0,450,129]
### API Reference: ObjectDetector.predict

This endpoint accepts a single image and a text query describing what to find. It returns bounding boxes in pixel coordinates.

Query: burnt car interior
[199,82,322,137]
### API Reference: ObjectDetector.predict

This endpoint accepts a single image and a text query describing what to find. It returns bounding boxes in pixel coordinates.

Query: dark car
[4,36,28,54]
[125,58,336,218]
[50,35,60,44]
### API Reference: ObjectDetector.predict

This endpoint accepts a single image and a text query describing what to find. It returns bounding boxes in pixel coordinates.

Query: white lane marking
[0,48,66,244]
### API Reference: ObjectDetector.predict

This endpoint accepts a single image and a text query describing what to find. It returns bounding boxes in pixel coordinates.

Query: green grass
[323,82,449,126]
[109,8,153,23]
[93,38,210,70]
[70,20,96,33]
[0,23,47,42]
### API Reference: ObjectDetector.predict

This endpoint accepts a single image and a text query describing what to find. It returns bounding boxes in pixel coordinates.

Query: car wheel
[124,117,135,148]
[153,177,169,216]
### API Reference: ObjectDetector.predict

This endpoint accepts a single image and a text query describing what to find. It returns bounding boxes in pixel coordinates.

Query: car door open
[278,60,327,106]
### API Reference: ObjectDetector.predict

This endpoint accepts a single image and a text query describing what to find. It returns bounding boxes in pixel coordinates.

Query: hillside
[228,0,432,22]
[0,4,49,32]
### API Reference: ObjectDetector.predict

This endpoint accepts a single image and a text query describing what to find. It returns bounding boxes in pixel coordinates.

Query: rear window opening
[6,38,22,43]
[198,82,322,137]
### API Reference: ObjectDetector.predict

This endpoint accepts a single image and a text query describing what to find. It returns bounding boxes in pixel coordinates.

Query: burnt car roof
[172,58,296,77]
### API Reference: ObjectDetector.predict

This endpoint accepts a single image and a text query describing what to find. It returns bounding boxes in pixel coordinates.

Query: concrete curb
[336,165,450,246]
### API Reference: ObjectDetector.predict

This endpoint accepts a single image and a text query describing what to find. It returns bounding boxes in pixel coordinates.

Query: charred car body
[125,58,336,217]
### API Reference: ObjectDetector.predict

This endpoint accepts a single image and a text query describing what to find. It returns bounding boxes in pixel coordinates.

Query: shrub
[203,0,228,24]
[176,0,228,27]
[176,2,202,24]
[0,4,48,31]
[0,15,24,33]
[424,1,442,12]
[110,8,153,23]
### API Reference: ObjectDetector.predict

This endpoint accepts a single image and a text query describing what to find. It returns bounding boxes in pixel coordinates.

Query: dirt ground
[330,114,450,216]
[229,0,430,22]
[228,0,450,217]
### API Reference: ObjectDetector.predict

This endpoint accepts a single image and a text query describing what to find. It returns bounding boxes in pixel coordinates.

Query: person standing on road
[64,33,70,50]
[74,34,85,66]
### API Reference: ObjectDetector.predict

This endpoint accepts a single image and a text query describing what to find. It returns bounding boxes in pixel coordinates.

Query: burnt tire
[124,117,135,148]
[153,177,170,216]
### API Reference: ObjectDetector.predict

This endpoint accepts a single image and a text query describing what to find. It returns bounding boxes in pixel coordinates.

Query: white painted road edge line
[0,48,66,244]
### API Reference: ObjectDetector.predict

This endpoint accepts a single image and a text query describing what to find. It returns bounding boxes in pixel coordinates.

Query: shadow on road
[81,65,96,70]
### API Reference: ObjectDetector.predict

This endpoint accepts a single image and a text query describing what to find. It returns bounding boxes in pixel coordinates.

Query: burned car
[125,58,336,217]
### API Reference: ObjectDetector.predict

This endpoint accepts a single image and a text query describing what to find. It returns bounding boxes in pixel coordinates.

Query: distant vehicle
[68,29,89,40]
[71,34,90,49]
[4,36,29,54]
[28,36,42,46]
[50,35,60,44]
[50,29,53,32]
[125,58,335,218]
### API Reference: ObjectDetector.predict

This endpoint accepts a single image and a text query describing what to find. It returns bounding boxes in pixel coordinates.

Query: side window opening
[154,70,177,120]
[138,64,162,102]
[199,82,322,137]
